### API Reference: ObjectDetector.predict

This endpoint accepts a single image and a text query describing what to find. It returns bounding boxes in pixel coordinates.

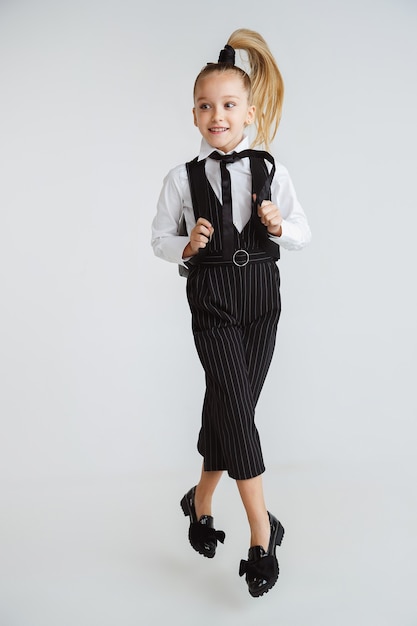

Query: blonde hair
[194,28,284,151]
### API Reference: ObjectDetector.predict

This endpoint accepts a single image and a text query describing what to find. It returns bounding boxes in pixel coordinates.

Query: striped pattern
[187,261,281,479]
[185,160,281,480]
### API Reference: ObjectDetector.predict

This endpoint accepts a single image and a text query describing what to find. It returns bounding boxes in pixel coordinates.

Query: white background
[1,1,416,624]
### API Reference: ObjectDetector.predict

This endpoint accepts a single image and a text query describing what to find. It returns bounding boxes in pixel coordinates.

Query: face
[193,71,255,153]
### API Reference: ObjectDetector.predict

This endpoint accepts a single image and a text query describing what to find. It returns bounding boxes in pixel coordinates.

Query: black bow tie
[208,150,248,163]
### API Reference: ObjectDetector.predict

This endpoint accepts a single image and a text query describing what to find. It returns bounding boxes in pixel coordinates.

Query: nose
[211,105,224,121]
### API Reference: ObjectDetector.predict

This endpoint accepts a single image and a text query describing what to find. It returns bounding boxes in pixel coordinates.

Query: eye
[199,103,211,110]
[225,102,236,109]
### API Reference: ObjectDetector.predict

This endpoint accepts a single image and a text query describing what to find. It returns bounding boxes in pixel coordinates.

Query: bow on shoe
[239,554,277,579]
[190,522,226,545]
[188,515,226,558]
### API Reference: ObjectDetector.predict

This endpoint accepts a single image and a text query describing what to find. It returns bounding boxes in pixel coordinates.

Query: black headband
[217,44,235,65]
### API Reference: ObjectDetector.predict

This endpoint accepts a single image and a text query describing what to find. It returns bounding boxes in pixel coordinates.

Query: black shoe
[239,512,284,597]
[180,486,225,558]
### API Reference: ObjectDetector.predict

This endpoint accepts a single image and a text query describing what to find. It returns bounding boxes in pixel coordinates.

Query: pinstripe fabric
[186,159,281,480]
[187,261,280,479]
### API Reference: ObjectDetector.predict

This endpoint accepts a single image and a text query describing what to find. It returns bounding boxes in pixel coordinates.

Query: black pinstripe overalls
[185,151,281,480]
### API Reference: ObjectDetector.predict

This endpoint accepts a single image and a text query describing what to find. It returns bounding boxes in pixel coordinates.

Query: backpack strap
[248,152,280,260]
[183,157,212,267]
[185,157,209,222]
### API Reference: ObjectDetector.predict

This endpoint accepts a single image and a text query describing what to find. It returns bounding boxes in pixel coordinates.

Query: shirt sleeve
[151,165,190,265]
[269,163,312,251]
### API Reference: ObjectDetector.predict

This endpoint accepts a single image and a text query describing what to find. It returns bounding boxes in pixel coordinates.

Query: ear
[246,105,255,126]
[192,107,198,127]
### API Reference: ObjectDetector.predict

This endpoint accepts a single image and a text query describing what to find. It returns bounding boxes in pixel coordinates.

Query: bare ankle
[249,512,271,550]
[194,484,212,519]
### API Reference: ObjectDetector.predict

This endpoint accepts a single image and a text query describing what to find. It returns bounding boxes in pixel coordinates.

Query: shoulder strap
[248,152,280,260]
[183,156,212,267]
[177,157,200,278]
[185,157,209,221]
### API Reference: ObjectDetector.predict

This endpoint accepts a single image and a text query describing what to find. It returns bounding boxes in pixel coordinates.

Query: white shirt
[151,136,312,266]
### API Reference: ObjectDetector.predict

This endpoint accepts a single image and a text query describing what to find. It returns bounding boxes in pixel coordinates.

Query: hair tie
[218,44,235,65]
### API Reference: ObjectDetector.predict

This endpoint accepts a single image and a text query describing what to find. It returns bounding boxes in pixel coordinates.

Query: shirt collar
[197,136,250,161]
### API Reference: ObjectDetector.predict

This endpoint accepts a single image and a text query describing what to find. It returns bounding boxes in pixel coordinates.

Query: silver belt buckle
[233,249,249,267]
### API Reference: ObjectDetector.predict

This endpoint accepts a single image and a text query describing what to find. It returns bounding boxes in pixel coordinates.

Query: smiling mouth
[209,127,228,133]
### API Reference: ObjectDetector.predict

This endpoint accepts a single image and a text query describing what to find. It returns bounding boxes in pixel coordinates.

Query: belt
[196,250,275,268]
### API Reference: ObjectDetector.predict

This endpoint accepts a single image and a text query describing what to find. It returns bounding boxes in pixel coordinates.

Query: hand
[183,217,214,258]
[255,195,283,237]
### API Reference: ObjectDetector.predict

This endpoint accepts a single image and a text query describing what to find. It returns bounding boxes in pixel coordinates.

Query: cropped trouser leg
[186,261,281,481]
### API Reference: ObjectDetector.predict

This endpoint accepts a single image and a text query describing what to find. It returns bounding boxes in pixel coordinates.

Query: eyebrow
[196,95,242,102]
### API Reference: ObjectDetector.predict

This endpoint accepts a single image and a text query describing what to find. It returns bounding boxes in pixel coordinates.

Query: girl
[151,28,311,597]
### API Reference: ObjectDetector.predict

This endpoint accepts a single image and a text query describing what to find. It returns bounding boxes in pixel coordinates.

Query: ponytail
[227,29,284,150]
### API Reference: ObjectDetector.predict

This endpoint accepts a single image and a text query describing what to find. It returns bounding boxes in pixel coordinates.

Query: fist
[257,198,283,236]
[188,218,214,255]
